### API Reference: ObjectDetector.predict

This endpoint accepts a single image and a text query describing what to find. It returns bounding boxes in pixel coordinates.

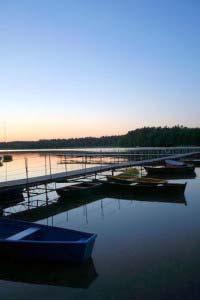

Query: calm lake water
[0,152,200,299]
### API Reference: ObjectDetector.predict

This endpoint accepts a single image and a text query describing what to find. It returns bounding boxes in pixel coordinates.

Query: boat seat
[7,227,40,241]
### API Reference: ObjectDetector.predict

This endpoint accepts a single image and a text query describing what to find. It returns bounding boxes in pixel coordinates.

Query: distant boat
[56,181,103,197]
[145,160,195,176]
[3,154,13,162]
[0,218,97,263]
[181,159,200,167]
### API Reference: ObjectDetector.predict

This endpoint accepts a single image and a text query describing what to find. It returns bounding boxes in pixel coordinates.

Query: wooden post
[45,155,47,175]
[25,157,30,199]
[25,157,29,182]
[45,183,49,205]
[65,155,67,175]
[49,154,52,179]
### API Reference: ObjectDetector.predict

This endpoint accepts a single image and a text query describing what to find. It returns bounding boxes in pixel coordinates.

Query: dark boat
[144,160,195,176]
[102,181,186,196]
[107,175,167,185]
[3,154,13,162]
[181,159,200,167]
[56,181,103,197]
[106,175,133,184]
[0,218,97,263]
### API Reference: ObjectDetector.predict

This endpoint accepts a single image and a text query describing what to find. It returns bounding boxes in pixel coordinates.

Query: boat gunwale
[0,218,97,244]
[0,234,97,245]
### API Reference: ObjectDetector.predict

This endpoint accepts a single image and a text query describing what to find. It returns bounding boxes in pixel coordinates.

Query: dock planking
[0,152,199,194]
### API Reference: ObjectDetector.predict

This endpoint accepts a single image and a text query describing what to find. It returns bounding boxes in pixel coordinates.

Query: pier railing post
[25,157,29,183]
[65,155,67,176]
[25,157,30,199]
[49,153,52,179]
[45,154,47,175]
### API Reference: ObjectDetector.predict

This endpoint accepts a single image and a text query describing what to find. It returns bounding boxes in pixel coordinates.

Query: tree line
[1,126,200,149]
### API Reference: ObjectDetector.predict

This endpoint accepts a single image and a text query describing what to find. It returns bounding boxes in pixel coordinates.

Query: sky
[0,0,199,141]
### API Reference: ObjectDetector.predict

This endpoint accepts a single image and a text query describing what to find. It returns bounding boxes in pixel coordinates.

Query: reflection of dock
[0,257,97,288]
[10,187,187,223]
[10,193,104,222]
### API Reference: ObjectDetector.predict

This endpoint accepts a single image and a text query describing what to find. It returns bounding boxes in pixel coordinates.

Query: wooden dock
[0,152,199,193]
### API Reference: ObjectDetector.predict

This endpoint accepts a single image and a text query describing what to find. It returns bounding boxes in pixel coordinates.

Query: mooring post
[45,183,49,205]
[45,154,47,175]
[49,153,52,179]
[65,155,67,176]
[25,157,30,199]
[85,155,87,176]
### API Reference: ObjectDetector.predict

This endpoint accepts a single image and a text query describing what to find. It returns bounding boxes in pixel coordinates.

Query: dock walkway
[0,152,199,193]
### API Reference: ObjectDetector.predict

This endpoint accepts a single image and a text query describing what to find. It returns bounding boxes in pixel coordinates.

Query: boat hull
[144,165,195,176]
[0,238,96,263]
[103,182,186,196]
[56,182,102,198]
[0,218,97,263]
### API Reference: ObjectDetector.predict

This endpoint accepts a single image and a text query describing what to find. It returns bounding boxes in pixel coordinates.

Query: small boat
[107,175,134,184]
[145,160,195,176]
[102,181,186,196]
[0,218,97,263]
[107,175,167,185]
[56,181,103,197]
[165,159,186,167]
[106,168,139,184]
[121,167,139,176]
[3,154,13,162]
[181,159,200,167]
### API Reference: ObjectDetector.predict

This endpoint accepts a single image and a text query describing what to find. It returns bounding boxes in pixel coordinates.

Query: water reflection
[107,190,187,205]
[0,193,24,213]
[0,258,97,288]
[9,186,187,223]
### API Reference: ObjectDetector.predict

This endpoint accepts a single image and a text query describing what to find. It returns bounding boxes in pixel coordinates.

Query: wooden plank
[7,227,40,241]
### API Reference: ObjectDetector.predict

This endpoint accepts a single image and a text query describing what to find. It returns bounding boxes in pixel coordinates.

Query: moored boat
[107,175,167,185]
[106,175,134,184]
[102,181,186,195]
[3,154,13,162]
[145,160,195,176]
[0,218,97,263]
[181,159,200,167]
[56,181,103,197]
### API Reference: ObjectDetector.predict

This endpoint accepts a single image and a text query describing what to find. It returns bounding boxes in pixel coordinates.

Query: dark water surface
[0,170,200,299]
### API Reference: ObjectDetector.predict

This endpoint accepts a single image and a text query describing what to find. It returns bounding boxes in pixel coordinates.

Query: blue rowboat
[0,218,97,263]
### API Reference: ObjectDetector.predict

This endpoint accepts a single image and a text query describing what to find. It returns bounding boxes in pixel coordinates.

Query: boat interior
[0,219,93,241]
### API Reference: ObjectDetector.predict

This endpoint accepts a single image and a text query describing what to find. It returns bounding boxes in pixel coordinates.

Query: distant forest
[1,126,200,149]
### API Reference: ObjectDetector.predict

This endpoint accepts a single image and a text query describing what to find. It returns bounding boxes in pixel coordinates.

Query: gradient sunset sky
[0,0,199,141]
